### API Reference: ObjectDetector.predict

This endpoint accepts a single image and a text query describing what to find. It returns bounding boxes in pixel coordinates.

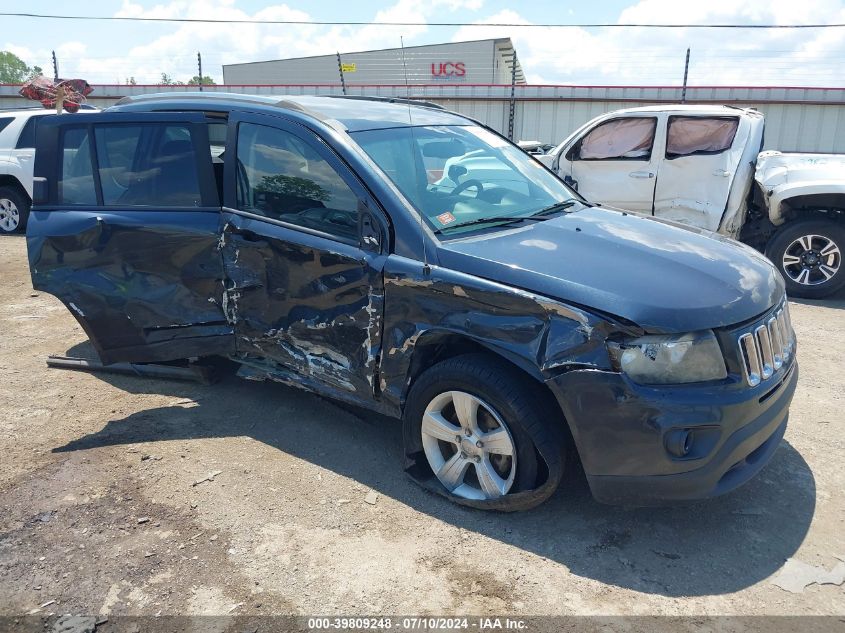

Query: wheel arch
[769,187,845,226]
[0,175,29,200]
[400,330,552,413]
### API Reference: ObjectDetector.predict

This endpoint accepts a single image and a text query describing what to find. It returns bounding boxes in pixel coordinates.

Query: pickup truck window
[0,117,13,135]
[577,117,657,160]
[236,122,359,241]
[666,116,739,158]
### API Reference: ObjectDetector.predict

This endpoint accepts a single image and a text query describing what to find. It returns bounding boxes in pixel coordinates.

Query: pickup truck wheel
[406,354,546,502]
[0,186,29,234]
[768,220,845,299]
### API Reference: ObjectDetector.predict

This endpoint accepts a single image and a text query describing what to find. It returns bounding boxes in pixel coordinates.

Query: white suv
[0,107,95,233]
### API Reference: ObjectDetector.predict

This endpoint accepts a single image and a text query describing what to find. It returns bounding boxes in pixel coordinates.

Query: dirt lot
[1,232,843,625]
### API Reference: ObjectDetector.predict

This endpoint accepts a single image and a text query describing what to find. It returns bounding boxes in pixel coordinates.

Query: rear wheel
[406,354,562,504]
[767,219,845,299]
[0,186,30,234]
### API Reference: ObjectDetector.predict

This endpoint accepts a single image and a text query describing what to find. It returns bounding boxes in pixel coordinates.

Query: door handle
[629,171,654,179]
[713,169,731,177]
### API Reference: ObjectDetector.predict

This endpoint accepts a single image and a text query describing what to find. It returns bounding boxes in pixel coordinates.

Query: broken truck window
[578,117,657,160]
[666,116,739,158]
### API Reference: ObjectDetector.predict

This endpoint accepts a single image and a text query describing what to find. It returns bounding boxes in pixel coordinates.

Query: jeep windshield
[352,125,584,235]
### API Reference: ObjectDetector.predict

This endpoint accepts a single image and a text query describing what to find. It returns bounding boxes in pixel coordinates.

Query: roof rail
[327,95,446,111]
[0,106,45,112]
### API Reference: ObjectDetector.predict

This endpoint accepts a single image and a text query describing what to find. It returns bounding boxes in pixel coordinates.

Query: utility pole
[507,50,517,141]
[681,47,690,103]
[197,52,203,91]
[52,50,59,81]
[336,52,347,95]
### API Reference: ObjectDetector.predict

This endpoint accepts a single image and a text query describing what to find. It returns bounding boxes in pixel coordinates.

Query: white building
[222,38,526,86]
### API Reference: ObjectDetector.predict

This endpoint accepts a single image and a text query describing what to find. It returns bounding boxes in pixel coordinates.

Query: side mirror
[32,177,49,205]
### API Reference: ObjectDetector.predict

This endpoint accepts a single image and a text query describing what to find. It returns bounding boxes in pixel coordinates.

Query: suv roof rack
[327,95,446,110]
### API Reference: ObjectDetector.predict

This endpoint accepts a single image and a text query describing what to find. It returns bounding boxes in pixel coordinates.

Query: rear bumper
[546,361,798,506]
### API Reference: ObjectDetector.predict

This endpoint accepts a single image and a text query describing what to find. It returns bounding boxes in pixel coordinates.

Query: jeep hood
[436,206,783,333]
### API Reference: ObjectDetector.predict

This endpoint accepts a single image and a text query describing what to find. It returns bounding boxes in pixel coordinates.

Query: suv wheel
[0,186,30,234]
[406,354,557,503]
[767,219,845,299]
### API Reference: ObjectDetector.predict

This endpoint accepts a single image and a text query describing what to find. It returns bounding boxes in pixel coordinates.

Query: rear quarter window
[59,127,97,205]
[15,116,41,149]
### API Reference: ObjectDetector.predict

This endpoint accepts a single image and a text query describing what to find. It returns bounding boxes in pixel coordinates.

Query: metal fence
[3,83,845,153]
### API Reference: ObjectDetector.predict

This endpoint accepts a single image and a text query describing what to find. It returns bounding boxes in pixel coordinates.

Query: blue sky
[3,0,845,86]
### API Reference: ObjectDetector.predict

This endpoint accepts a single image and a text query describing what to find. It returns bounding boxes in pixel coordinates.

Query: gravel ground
[0,233,843,625]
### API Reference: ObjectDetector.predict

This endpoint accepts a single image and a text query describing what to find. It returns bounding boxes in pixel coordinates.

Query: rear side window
[94,124,201,206]
[58,123,204,207]
[576,117,657,160]
[236,122,359,241]
[59,127,97,205]
[16,116,40,149]
[0,117,13,135]
[666,116,739,158]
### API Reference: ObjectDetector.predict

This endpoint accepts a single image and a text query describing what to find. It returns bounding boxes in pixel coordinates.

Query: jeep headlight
[607,331,727,385]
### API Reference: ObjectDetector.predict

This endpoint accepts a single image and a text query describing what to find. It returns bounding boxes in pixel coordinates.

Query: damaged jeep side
[28,94,797,511]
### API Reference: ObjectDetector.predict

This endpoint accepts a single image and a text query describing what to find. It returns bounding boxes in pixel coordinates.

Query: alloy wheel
[0,198,19,232]
[421,390,517,500]
[781,233,841,286]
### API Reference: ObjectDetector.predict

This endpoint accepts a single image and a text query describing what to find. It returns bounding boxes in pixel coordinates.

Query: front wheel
[0,186,30,234]
[406,354,564,506]
[767,219,845,299]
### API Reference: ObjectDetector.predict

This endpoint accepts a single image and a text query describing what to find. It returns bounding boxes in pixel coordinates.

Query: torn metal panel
[27,210,235,365]
[755,151,845,225]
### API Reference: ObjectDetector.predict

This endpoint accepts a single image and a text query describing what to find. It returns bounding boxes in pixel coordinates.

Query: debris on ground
[771,556,845,593]
[193,470,223,487]
[364,491,379,505]
[51,614,96,633]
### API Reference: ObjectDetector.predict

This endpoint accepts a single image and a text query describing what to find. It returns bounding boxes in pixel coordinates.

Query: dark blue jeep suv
[26,93,797,510]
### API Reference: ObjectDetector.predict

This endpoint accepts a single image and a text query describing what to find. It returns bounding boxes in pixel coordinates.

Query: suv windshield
[352,125,581,234]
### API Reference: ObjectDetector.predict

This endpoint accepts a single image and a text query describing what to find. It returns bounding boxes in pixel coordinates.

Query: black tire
[0,185,30,234]
[405,353,563,505]
[767,219,845,299]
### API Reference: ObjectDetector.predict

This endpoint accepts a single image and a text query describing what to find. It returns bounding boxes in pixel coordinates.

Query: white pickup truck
[534,105,845,299]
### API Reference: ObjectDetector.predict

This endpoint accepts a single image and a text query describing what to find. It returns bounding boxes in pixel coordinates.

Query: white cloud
[452,1,845,86]
[6,0,845,86]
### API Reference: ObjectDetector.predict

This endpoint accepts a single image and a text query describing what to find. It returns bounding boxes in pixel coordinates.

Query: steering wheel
[452,179,484,197]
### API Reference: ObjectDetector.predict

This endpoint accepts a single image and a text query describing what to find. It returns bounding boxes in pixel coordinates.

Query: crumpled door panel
[28,209,235,364]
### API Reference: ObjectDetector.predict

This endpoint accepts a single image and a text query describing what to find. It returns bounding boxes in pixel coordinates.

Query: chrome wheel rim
[782,234,841,286]
[421,391,517,500]
[0,198,19,232]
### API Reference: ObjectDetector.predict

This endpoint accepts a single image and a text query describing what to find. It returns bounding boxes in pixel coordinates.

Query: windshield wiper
[530,198,581,217]
[433,215,552,234]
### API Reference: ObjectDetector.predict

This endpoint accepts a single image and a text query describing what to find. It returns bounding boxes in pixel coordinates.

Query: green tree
[125,76,137,85]
[187,75,216,86]
[0,51,40,83]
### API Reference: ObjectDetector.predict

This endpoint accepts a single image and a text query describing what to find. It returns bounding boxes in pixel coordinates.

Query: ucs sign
[431,62,466,79]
